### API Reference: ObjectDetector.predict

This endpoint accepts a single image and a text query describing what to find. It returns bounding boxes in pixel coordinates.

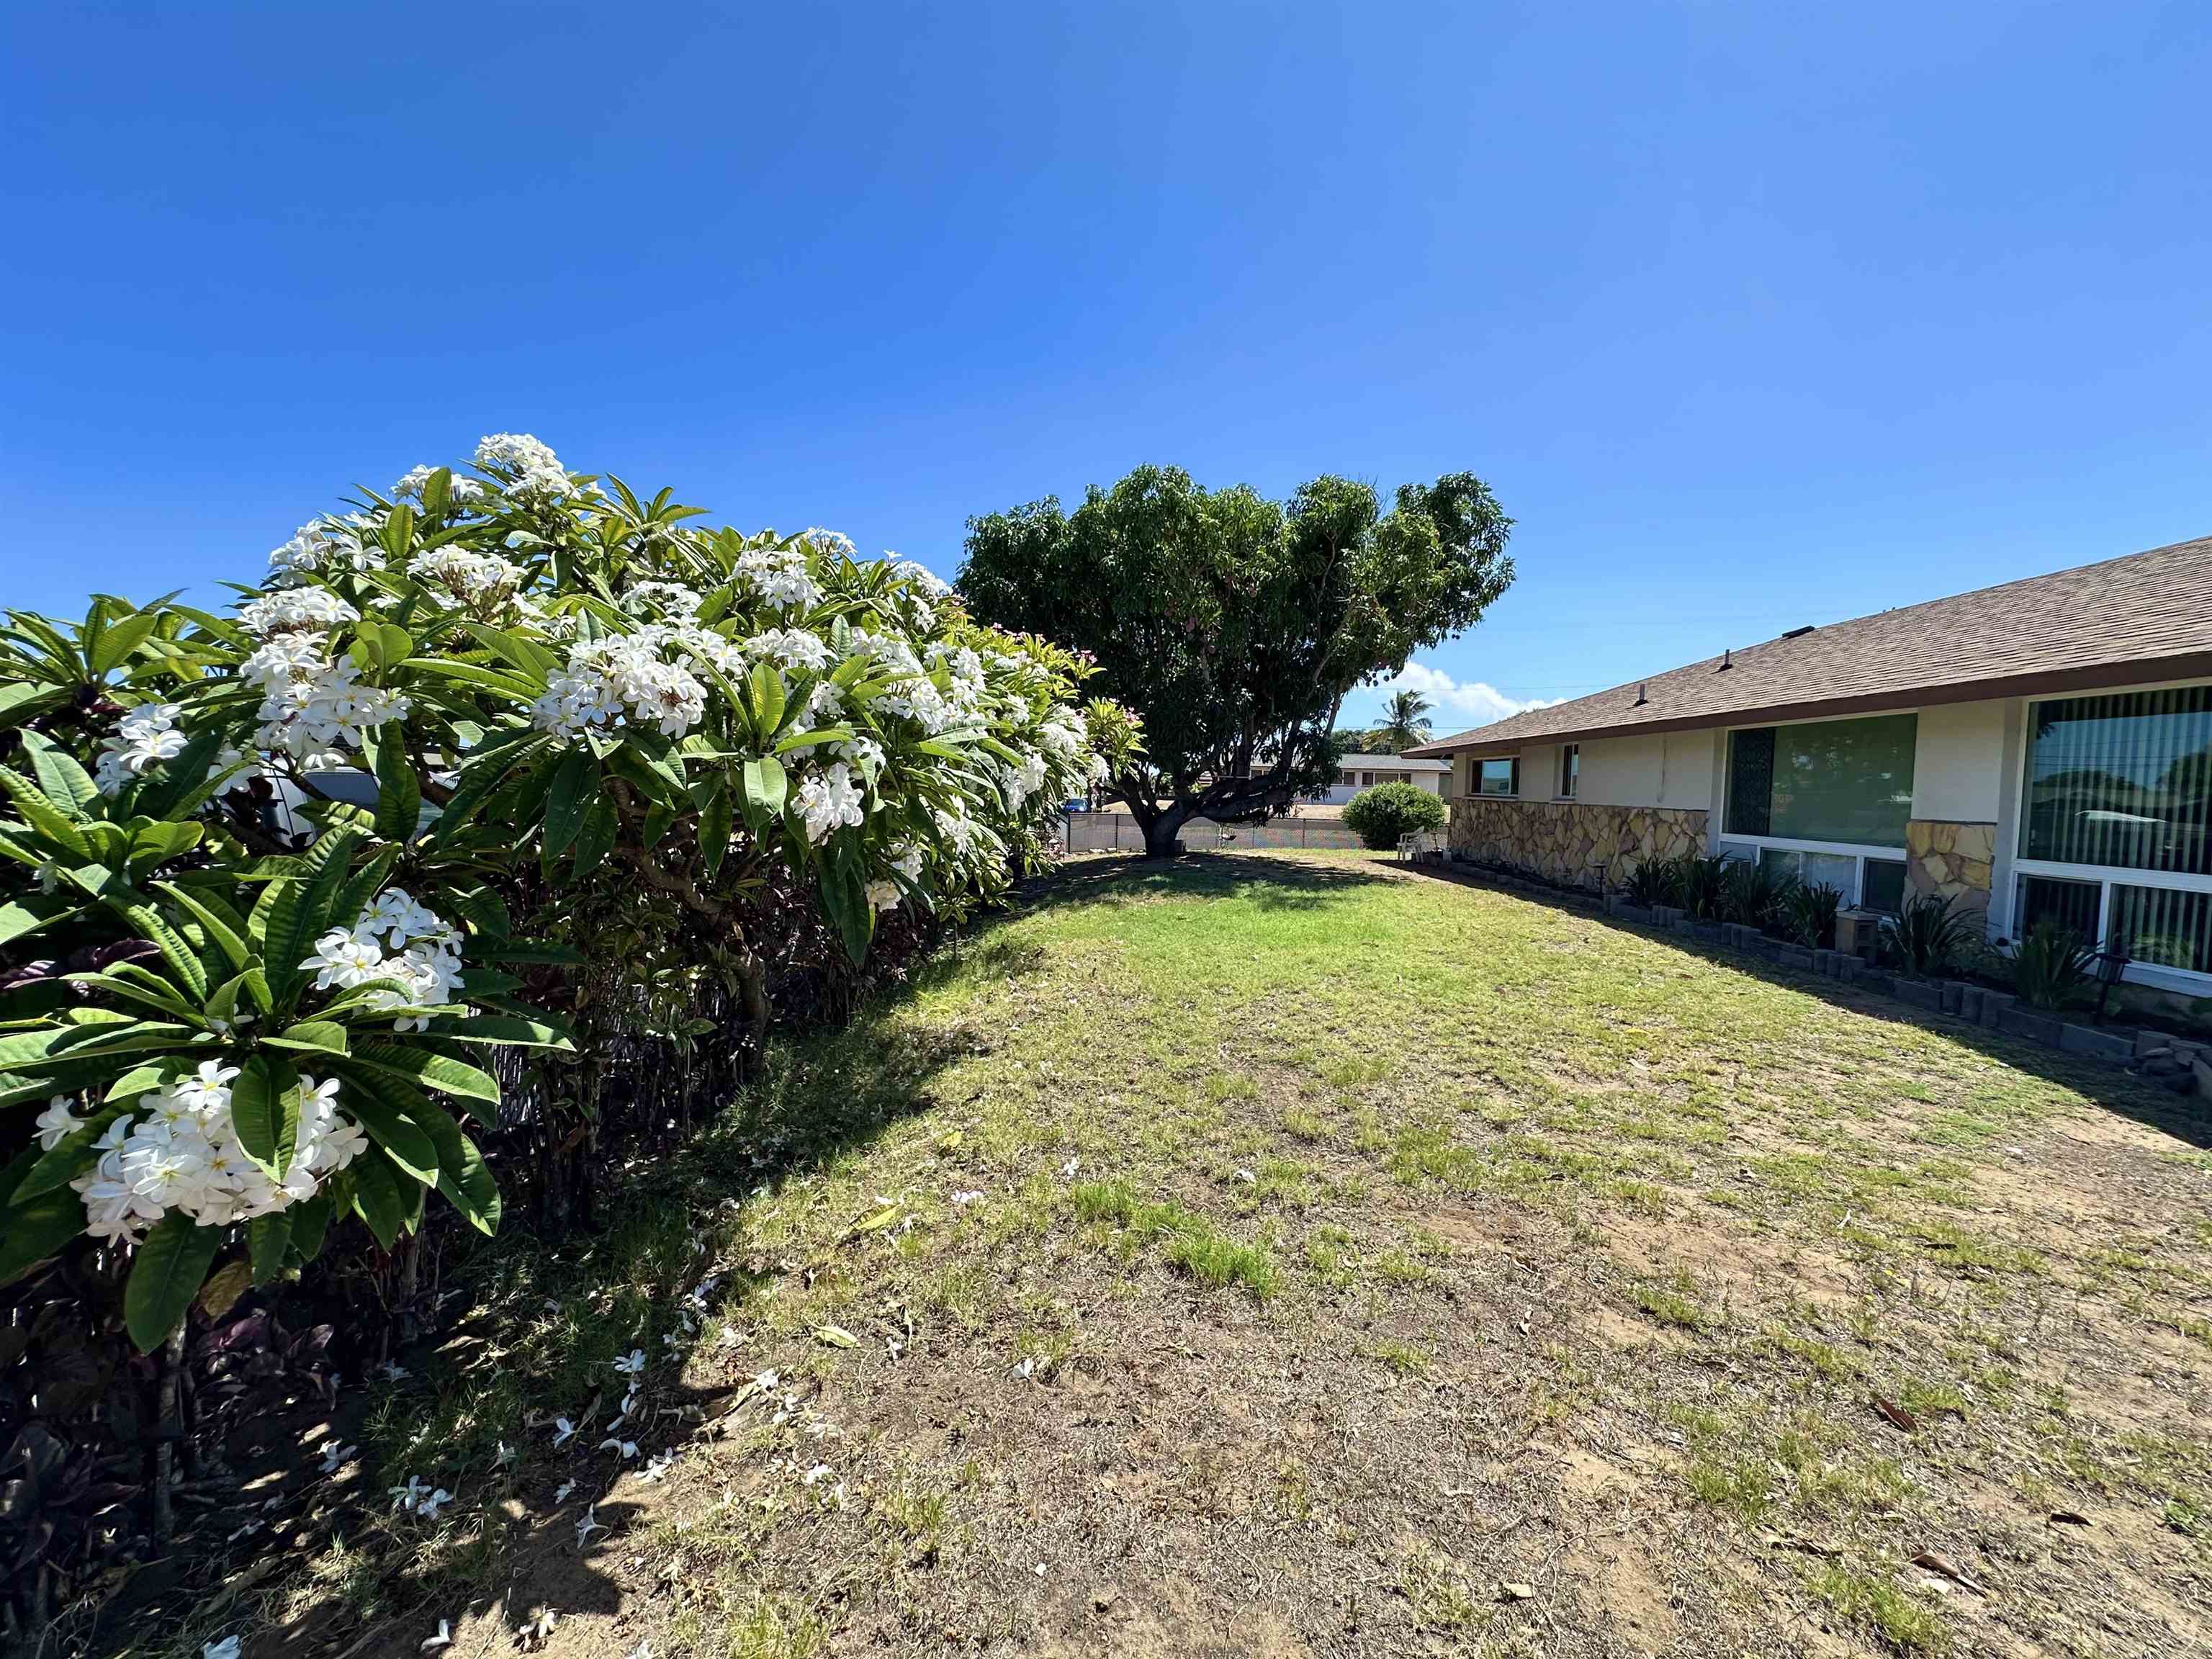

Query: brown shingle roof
[1408,534,2212,759]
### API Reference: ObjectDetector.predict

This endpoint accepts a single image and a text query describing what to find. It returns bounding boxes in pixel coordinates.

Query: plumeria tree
[1,432,1139,1361]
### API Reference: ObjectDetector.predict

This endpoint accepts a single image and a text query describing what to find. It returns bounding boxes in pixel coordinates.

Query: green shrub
[2010,920,2096,1010]
[1680,855,1730,921]
[1341,780,1446,850]
[1624,854,1682,907]
[1719,858,1790,929]
[1779,881,1843,948]
[0,436,1141,1614]
[1890,891,1976,978]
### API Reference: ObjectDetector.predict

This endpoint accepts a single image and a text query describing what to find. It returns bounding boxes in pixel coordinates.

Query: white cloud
[1368,662,1559,731]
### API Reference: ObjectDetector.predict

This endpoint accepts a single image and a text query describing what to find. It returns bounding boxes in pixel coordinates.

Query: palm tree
[1374,690,1434,752]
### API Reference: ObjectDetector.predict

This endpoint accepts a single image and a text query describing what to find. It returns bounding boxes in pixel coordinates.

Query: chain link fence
[1060,809,1368,854]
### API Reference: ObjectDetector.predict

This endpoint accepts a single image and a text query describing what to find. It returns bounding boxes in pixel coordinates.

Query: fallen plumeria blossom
[390,1475,430,1511]
[554,1480,576,1503]
[600,1437,639,1460]
[552,1416,577,1446]
[421,1622,453,1651]
[640,1452,676,1483]
[204,1639,240,1659]
[575,1505,606,1547]
[417,1487,454,1519]
[318,1439,356,1473]
[613,1349,647,1375]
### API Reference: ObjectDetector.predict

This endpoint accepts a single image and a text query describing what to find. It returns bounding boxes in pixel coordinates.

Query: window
[1558,745,1579,799]
[1758,846,1858,899]
[2015,873,2102,940]
[1861,858,1907,914]
[2022,688,2212,874]
[1725,715,1917,846]
[2011,686,2212,983]
[2110,885,2212,974]
[1476,757,1519,797]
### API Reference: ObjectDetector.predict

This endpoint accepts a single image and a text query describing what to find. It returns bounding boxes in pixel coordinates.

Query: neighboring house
[1406,536,2212,997]
[1313,754,1449,805]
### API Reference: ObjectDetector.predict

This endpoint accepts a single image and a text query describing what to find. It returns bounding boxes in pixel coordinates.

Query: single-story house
[1312,754,1449,805]
[1406,535,2212,997]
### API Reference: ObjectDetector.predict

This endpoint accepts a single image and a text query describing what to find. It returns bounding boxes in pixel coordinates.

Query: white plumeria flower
[415,1487,454,1519]
[640,1452,675,1483]
[35,1097,86,1151]
[552,1416,577,1447]
[382,1362,408,1382]
[624,1643,655,1659]
[599,1438,639,1460]
[203,1639,240,1659]
[421,1621,453,1651]
[950,1190,984,1208]
[1060,1157,1079,1178]
[575,1504,606,1547]
[390,1475,429,1511]
[612,1349,647,1375]
[801,1463,834,1485]
[318,1439,356,1473]
[554,1479,576,1503]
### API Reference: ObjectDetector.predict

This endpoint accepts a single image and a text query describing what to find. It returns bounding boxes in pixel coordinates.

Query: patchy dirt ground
[114,853,2212,1659]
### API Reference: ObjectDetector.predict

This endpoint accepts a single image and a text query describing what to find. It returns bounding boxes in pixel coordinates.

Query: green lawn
[148,853,2211,1659]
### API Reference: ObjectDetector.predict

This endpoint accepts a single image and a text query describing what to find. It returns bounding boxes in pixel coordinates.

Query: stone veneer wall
[1448,798,1708,888]
[1904,819,1997,920]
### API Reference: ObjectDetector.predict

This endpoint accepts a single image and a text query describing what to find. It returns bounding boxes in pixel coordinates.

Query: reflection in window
[2110,884,2212,974]
[2015,873,2102,943]
[1861,859,1907,914]
[2022,688,2212,874]
[1727,716,1917,847]
[1477,758,1519,797]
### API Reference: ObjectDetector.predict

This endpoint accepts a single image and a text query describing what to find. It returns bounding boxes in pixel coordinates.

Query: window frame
[1557,744,1579,800]
[2008,678,2212,993]
[1475,757,1519,798]
[1717,711,1921,912]
[1724,714,1917,849]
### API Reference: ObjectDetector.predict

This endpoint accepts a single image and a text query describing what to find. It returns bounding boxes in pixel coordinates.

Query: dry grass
[126,851,2212,1659]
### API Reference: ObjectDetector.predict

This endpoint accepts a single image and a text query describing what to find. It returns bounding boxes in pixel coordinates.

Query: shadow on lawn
[1403,863,2212,1153]
[1012,847,1396,916]
[243,1016,984,1658]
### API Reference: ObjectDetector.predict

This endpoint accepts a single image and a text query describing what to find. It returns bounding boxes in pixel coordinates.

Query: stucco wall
[1910,700,2008,823]
[1578,732,1715,811]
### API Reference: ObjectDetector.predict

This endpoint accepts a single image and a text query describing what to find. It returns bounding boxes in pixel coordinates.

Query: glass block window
[2021,687,2212,874]
[1727,716,1917,846]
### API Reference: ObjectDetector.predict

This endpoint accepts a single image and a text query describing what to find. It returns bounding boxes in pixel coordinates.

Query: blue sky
[5,3,2208,735]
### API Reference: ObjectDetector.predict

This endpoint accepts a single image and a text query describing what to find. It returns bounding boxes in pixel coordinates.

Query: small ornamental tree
[958,464,1511,855]
[1342,781,1447,850]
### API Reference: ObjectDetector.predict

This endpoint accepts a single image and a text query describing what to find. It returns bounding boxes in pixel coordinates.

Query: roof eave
[1406,649,2212,760]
